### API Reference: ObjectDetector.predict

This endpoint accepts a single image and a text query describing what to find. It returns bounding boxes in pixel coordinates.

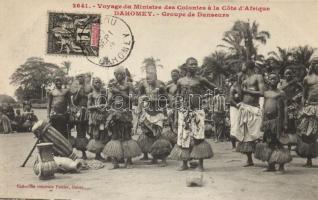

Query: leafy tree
[10,57,66,100]
[0,94,16,104]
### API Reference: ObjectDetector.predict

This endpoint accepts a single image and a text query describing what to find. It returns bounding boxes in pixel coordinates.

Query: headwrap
[114,66,125,74]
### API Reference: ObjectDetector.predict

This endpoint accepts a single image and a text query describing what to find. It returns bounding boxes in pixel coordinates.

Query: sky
[1,0,318,97]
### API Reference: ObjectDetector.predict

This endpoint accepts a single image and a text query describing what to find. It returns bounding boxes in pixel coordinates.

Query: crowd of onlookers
[0,101,38,134]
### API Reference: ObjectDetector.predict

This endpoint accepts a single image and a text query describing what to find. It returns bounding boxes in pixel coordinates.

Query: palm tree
[292,45,316,68]
[267,47,294,75]
[202,50,238,88]
[61,61,71,75]
[218,20,270,62]
[202,51,231,76]
[141,57,163,80]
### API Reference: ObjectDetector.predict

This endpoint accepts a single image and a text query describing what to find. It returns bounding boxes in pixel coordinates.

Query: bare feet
[243,163,254,167]
[125,158,133,168]
[196,166,204,172]
[95,154,107,162]
[149,159,158,165]
[304,159,313,168]
[276,170,285,174]
[125,163,133,169]
[303,163,313,168]
[82,151,87,160]
[263,168,276,172]
[109,164,120,170]
[189,161,199,169]
[177,165,189,171]
[158,160,167,167]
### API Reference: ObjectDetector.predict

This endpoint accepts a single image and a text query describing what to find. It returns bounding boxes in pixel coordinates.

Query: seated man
[0,107,12,134]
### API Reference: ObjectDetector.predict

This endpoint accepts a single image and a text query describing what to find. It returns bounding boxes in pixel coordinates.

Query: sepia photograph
[0,0,318,199]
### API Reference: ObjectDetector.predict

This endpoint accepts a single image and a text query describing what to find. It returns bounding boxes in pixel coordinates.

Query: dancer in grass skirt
[169,57,216,171]
[255,73,292,173]
[234,61,265,167]
[86,77,109,161]
[103,67,141,169]
[296,59,318,167]
[72,74,92,159]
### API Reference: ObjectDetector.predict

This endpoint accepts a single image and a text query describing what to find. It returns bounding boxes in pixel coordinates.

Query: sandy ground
[0,109,318,200]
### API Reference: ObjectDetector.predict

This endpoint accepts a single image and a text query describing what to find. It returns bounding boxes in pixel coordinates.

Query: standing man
[86,77,109,161]
[256,73,292,173]
[164,69,180,144]
[297,59,318,167]
[137,64,172,166]
[72,74,92,159]
[47,76,71,139]
[211,88,226,142]
[278,68,302,149]
[229,75,241,149]
[170,57,216,171]
[234,61,265,167]
[103,67,141,169]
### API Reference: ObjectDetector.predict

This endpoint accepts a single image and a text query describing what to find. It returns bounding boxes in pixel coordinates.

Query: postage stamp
[85,15,134,67]
[47,12,101,56]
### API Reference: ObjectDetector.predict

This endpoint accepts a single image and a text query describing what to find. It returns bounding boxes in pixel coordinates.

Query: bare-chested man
[164,69,180,144]
[170,57,216,171]
[297,59,318,167]
[72,74,93,159]
[47,76,71,139]
[255,73,292,173]
[278,68,302,149]
[229,75,241,149]
[137,66,172,167]
[103,67,141,169]
[234,61,265,167]
[86,77,109,161]
[166,69,180,98]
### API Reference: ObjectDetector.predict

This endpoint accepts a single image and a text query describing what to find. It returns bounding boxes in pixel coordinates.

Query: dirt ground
[0,109,318,200]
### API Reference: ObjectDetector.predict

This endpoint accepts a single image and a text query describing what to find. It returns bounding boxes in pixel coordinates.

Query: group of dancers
[46,56,318,172]
[229,59,318,173]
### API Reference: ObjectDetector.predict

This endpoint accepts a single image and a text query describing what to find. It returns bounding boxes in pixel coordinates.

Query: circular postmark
[81,15,134,68]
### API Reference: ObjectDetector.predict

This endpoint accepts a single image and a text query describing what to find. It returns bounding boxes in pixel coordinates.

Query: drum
[33,143,58,180]
[32,120,77,160]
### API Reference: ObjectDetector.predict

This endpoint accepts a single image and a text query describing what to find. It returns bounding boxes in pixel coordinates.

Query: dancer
[278,68,302,149]
[255,73,292,173]
[229,75,241,149]
[137,62,172,166]
[164,69,180,145]
[211,88,226,142]
[103,67,141,169]
[170,57,216,171]
[86,77,109,161]
[234,61,265,167]
[72,74,92,159]
[297,59,318,167]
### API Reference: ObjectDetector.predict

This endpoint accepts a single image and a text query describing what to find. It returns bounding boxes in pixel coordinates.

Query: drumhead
[32,120,45,132]
[36,142,53,147]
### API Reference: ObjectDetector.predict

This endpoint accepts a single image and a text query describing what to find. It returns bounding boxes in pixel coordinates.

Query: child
[255,73,292,173]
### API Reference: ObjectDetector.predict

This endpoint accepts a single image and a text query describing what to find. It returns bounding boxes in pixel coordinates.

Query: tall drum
[32,120,77,160]
[33,143,57,180]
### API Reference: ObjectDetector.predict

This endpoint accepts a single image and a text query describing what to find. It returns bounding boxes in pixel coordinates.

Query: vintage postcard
[0,0,318,200]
